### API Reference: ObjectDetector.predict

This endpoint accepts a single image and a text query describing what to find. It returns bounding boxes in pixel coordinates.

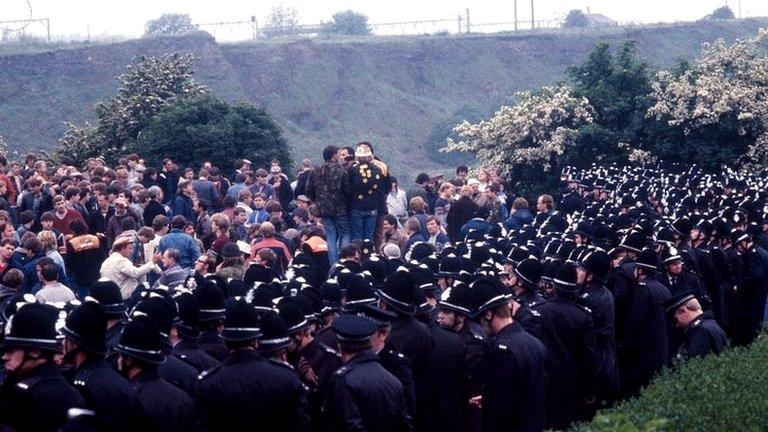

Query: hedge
[569,336,768,432]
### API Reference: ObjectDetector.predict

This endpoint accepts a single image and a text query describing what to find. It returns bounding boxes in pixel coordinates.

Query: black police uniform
[325,350,411,432]
[198,349,311,432]
[389,315,435,400]
[608,258,635,356]
[105,320,125,352]
[0,361,87,432]
[199,328,230,361]
[734,245,768,346]
[481,321,547,432]
[620,278,671,397]
[457,321,488,397]
[419,319,469,432]
[513,290,545,340]
[71,358,145,432]
[293,338,342,432]
[676,312,728,359]
[537,295,599,430]
[378,341,416,418]
[130,369,197,432]
[579,282,618,399]
[158,348,200,397]
[172,339,221,374]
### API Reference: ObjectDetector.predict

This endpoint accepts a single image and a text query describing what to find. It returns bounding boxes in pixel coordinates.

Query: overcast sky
[3,0,767,39]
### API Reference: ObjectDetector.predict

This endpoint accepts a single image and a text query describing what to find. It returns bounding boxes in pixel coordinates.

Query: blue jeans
[350,208,378,243]
[323,215,351,265]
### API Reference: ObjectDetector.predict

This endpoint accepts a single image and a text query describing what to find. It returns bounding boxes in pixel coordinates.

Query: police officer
[0,302,86,431]
[665,292,727,359]
[503,257,546,339]
[414,288,468,432]
[358,303,416,420]
[376,267,434,422]
[576,249,619,402]
[132,295,200,397]
[194,281,229,361]
[731,229,768,346]
[62,300,144,432]
[89,278,127,352]
[437,283,487,416]
[170,290,220,373]
[620,249,671,397]
[536,262,599,430]
[324,314,411,432]
[198,303,310,431]
[115,315,196,432]
[470,276,546,432]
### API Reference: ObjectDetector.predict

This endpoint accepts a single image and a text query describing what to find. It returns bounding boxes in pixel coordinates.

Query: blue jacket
[158,229,200,269]
[504,208,534,231]
[173,195,196,225]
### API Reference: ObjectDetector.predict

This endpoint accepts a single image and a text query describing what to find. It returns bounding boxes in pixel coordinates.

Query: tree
[54,53,209,166]
[704,6,735,20]
[564,41,654,167]
[263,5,299,38]
[132,95,292,174]
[144,13,198,37]
[442,86,594,196]
[563,10,589,29]
[321,10,371,36]
[647,28,768,170]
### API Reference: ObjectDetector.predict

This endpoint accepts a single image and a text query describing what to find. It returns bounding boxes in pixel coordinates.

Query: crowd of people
[0,142,767,432]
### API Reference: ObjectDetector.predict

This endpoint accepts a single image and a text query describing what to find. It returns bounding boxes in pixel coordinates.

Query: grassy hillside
[1,18,767,178]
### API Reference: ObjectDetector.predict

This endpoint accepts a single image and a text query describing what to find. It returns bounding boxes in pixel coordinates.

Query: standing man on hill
[306,145,350,266]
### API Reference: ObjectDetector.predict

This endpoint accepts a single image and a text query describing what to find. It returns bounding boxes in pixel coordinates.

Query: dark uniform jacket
[733,245,768,345]
[419,320,469,432]
[105,320,126,353]
[198,349,310,432]
[481,321,547,432]
[158,349,200,398]
[378,341,416,419]
[621,278,671,397]
[325,350,411,432]
[608,258,635,354]
[676,312,728,359]
[292,339,342,432]
[71,358,144,432]
[199,328,230,362]
[537,295,599,430]
[579,283,618,399]
[514,291,545,340]
[0,361,86,432]
[172,338,221,374]
[131,369,196,432]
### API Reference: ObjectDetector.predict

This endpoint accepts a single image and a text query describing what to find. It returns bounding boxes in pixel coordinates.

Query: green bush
[570,337,768,432]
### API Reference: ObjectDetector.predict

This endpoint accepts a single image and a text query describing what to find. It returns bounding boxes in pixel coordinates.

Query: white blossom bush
[442,85,595,176]
[647,27,768,168]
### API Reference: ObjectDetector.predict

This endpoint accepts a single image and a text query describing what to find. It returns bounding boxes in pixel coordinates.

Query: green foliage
[132,95,292,174]
[425,103,490,167]
[563,10,590,29]
[54,53,208,166]
[144,14,198,37]
[564,41,653,167]
[263,5,299,38]
[705,6,735,20]
[321,10,372,36]
[571,337,768,432]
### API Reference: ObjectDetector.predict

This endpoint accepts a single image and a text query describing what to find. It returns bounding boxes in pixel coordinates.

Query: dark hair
[339,244,360,260]
[121,217,136,232]
[235,173,246,183]
[383,214,398,226]
[415,173,430,185]
[171,215,187,230]
[152,215,170,231]
[265,201,283,214]
[323,145,339,162]
[196,200,208,213]
[3,268,23,289]
[20,210,34,225]
[40,263,59,282]
[69,219,89,236]
[223,195,237,209]
[339,338,372,355]
[64,187,80,201]
[40,211,54,222]
[456,165,468,175]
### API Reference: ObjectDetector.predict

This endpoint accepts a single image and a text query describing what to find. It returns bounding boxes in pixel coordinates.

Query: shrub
[570,337,768,432]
